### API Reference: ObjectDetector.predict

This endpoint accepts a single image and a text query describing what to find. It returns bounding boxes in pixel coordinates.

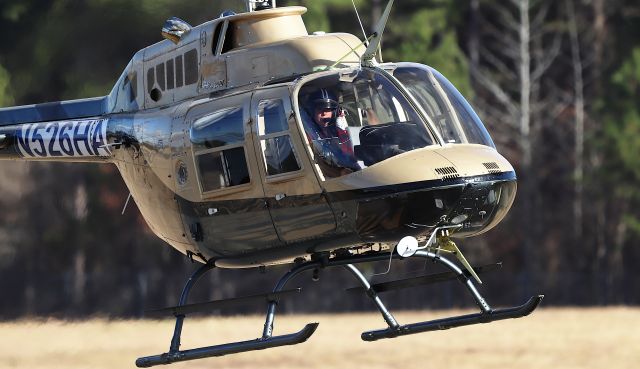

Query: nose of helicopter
[444,176,517,238]
[430,145,517,237]
[353,173,517,241]
[341,144,518,242]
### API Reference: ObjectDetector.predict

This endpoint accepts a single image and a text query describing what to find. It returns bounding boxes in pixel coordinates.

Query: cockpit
[296,64,494,179]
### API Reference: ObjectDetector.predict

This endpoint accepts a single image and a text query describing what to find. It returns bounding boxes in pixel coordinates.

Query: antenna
[351,0,369,46]
[245,0,276,12]
[361,0,394,67]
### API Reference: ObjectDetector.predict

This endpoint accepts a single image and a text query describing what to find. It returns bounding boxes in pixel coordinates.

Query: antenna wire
[351,0,369,46]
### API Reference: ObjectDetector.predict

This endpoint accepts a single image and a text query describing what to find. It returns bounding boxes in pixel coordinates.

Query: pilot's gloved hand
[336,109,349,130]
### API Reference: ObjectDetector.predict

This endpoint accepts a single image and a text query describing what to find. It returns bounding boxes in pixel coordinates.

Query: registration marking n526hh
[16,119,110,158]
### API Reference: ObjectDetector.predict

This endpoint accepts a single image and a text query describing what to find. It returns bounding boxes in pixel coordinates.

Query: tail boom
[0,118,112,161]
[0,96,113,161]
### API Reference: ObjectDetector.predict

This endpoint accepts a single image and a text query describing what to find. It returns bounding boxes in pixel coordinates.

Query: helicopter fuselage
[0,6,517,269]
[0,83,516,268]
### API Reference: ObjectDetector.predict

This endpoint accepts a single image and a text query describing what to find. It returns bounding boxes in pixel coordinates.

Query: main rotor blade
[346,263,502,294]
[146,288,302,316]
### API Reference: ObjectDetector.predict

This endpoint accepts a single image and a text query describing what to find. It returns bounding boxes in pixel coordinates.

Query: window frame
[255,97,304,182]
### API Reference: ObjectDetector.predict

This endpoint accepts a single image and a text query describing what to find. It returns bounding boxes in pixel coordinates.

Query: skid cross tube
[346,262,503,294]
[262,252,404,339]
[170,261,216,353]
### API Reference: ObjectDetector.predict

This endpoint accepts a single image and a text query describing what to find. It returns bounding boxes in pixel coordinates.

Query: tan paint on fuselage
[118,7,365,112]
[434,144,514,176]
[320,144,514,193]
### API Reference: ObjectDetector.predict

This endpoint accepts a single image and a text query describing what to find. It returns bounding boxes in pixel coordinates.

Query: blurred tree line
[0,0,639,319]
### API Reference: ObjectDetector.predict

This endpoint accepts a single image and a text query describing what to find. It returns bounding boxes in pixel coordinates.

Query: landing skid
[136,250,543,367]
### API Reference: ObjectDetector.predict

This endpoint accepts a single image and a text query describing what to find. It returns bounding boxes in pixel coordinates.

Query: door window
[190,106,250,193]
[256,99,301,176]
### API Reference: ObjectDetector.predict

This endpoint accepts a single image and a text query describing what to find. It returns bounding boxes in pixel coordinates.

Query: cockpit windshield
[391,63,495,148]
[297,68,435,179]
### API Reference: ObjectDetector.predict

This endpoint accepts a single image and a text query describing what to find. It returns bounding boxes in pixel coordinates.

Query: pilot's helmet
[310,89,339,111]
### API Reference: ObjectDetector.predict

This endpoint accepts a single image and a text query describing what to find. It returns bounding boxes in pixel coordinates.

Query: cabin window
[191,106,250,193]
[257,99,301,176]
[191,107,244,150]
[196,148,249,192]
[184,49,199,85]
[166,59,175,90]
[175,55,184,88]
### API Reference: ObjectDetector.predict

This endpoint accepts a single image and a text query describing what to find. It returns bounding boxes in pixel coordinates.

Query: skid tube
[137,250,543,367]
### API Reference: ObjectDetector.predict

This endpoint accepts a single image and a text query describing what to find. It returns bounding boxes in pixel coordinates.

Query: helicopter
[0,0,543,366]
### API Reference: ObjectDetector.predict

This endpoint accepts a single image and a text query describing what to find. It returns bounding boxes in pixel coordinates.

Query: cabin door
[250,87,337,243]
[181,93,282,256]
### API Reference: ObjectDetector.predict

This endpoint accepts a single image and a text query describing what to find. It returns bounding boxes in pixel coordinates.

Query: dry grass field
[1,308,638,369]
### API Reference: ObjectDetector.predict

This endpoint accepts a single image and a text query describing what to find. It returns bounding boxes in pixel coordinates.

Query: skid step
[361,295,544,341]
[147,288,302,316]
[136,323,319,367]
[346,263,503,294]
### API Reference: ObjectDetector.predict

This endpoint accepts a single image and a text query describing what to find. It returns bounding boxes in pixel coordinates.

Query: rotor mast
[245,0,276,12]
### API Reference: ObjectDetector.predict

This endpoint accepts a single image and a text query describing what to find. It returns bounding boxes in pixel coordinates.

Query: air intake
[434,166,460,180]
[483,162,501,174]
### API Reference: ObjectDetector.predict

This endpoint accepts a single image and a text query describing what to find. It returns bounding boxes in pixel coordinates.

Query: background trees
[0,0,638,318]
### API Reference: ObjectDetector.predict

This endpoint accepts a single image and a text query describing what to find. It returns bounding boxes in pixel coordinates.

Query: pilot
[305,89,359,177]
